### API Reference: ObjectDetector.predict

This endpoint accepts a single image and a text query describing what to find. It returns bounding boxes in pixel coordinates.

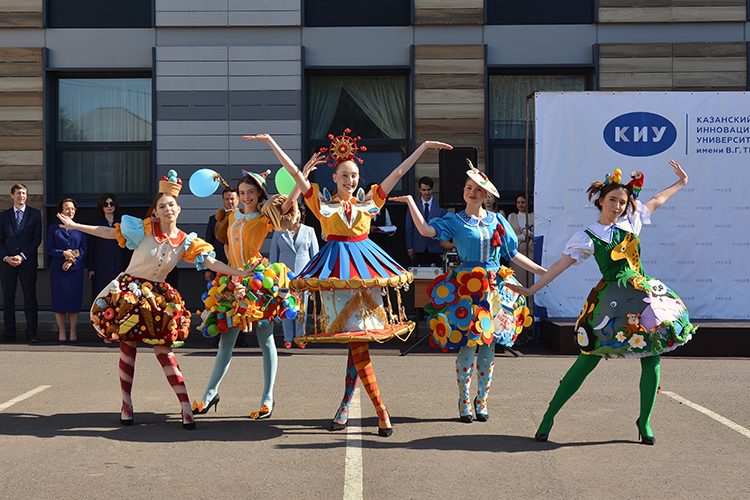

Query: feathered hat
[241,169,271,197]
[465,159,499,198]
[159,169,183,197]
[320,128,367,168]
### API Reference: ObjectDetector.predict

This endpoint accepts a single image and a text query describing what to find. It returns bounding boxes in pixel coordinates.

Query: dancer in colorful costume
[392,161,546,423]
[245,131,451,436]
[508,161,696,444]
[57,170,248,429]
[191,161,318,419]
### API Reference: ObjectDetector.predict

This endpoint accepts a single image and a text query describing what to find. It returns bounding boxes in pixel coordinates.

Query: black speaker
[439,147,477,208]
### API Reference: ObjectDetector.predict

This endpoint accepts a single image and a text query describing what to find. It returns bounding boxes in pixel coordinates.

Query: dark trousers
[1,266,38,338]
[411,251,443,268]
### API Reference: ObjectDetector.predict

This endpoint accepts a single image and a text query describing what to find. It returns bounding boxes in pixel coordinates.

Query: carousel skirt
[298,238,407,282]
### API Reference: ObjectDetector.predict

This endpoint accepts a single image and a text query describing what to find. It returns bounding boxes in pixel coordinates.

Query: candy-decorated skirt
[575,277,696,359]
[91,274,191,348]
[425,265,530,351]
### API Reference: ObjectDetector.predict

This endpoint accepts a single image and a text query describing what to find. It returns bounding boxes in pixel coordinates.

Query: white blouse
[562,201,651,265]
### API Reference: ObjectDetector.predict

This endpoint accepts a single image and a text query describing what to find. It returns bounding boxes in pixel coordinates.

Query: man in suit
[405,176,451,267]
[0,183,43,343]
[204,187,239,345]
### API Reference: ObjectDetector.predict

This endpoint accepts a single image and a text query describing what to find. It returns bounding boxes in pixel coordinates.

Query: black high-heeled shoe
[193,394,220,415]
[459,401,473,423]
[636,418,655,445]
[120,403,133,426]
[473,396,489,422]
[534,432,548,442]
[182,409,196,430]
[330,420,347,431]
[377,409,393,437]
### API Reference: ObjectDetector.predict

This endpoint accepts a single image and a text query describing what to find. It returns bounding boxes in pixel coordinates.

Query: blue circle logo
[603,112,677,157]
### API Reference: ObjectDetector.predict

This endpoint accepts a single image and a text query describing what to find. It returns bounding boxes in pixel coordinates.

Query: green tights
[537,354,660,438]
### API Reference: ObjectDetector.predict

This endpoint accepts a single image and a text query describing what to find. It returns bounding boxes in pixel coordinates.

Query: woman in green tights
[509,160,696,445]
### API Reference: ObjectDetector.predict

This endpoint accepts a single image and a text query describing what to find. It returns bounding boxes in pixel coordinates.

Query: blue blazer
[405,198,448,254]
[47,224,88,271]
[269,225,319,276]
[0,206,42,269]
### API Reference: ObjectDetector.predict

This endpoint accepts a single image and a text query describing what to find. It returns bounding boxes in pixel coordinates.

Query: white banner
[534,91,748,320]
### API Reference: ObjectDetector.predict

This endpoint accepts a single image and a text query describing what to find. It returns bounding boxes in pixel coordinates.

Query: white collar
[14,206,25,213]
[586,215,635,243]
[421,197,432,206]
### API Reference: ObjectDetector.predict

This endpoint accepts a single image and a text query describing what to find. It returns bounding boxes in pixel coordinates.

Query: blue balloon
[189,168,220,197]
[285,309,297,319]
[254,272,264,281]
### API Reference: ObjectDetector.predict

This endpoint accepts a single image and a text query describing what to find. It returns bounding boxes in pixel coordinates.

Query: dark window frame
[486,65,595,205]
[302,0,411,27]
[45,68,155,207]
[304,67,413,197]
[44,0,153,29]
[485,0,595,25]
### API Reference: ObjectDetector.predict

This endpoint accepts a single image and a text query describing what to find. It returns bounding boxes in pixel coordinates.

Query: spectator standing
[0,183,42,343]
[86,193,130,302]
[405,176,449,267]
[507,193,535,287]
[269,203,319,349]
[48,198,87,343]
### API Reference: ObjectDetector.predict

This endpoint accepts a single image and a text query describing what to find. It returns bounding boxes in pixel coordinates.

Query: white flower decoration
[616,330,628,342]
[628,334,647,349]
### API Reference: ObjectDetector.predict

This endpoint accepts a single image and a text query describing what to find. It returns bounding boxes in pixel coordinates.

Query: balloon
[285,309,297,319]
[204,297,216,309]
[271,263,282,274]
[262,277,273,289]
[189,168,221,197]
[254,272,264,281]
[251,279,263,291]
[219,276,230,285]
[264,269,276,279]
[275,167,296,195]
[207,324,219,336]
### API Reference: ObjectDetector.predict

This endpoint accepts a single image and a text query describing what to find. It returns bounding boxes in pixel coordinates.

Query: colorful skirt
[90,274,191,348]
[575,277,696,359]
[425,265,530,350]
[291,237,414,344]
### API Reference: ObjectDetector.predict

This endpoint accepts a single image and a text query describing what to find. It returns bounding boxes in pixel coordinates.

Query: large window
[487,0,594,25]
[307,73,409,194]
[48,0,151,28]
[488,71,591,200]
[305,0,410,27]
[53,76,153,203]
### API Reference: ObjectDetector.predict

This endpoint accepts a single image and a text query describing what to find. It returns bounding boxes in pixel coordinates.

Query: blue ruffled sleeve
[118,215,146,250]
[496,214,519,261]
[182,232,216,270]
[429,212,458,242]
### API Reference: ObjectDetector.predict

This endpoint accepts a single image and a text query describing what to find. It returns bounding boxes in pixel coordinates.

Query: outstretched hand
[505,283,532,297]
[422,141,453,151]
[57,212,76,230]
[388,195,413,204]
[302,152,326,178]
[243,134,272,143]
[669,159,688,184]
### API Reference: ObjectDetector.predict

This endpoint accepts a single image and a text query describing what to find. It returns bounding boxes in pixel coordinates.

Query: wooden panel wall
[0,47,43,214]
[599,42,747,90]
[599,0,746,23]
[414,0,484,25]
[413,44,485,193]
[0,0,43,28]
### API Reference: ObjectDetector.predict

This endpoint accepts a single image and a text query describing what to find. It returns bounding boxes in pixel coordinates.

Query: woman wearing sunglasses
[85,193,131,302]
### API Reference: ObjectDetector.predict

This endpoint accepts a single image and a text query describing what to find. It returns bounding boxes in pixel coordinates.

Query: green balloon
[208,324,219,336]
[275,168,296,196]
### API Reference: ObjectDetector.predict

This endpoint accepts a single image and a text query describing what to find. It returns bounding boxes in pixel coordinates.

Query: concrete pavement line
[0,385,52,412]
[662,390,750,439]
[343,388,363,500]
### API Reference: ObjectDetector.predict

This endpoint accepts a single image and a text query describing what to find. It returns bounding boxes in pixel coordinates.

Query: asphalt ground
[1,337,749,500]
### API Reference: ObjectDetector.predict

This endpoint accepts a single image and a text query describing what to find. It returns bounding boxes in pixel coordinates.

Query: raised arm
[643,159,688,214]
[506,253,576,296]
[244,134,312,196]
[389,195,438,238]
[201,255,252,277]
[57,213,117,240]
[379,141,452,196]
[280,151,325,214]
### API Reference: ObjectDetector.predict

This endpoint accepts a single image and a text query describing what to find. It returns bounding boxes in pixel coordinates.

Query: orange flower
[514,305,533,333]
[456,267,489,298]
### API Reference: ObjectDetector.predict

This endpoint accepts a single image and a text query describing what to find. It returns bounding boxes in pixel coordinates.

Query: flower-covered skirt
[575,277,696,359]
[90,274,191,348]
[425,265,529,350]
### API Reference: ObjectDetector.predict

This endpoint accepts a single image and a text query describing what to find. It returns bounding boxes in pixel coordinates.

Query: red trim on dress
[152,221,187,248]
[327,234,368,242]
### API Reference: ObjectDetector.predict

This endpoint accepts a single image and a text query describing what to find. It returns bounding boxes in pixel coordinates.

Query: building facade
[1,0,748,307]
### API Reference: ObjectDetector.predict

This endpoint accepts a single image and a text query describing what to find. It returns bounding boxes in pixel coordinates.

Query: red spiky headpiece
[319,128,367,168]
